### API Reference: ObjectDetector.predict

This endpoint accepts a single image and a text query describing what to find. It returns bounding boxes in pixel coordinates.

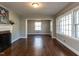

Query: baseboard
[27,33,51,35]
[54,38,79,56]
[19,36,27,38]
[11,36,27,43]
[11,37,20,43]
[52,37,57,39]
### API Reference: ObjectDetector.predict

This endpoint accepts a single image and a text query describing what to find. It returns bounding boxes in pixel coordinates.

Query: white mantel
[0,24,12,33]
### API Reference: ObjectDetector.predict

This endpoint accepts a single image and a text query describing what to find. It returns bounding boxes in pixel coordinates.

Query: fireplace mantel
[0,24,12,33]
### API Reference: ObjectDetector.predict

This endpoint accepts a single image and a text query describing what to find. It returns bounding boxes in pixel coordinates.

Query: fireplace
[0,31,11,52]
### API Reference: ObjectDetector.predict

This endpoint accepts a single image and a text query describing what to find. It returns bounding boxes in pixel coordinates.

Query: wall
[0,4,21,43]
[27,20,51,34]
[9,10,20,43]
[55,2,79,17]
[20,19,27,38]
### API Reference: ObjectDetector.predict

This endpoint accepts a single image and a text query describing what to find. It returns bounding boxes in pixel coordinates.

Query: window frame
[35,22,42,31]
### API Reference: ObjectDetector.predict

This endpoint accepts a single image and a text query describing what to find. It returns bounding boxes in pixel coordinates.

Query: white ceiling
[0,2,70,18]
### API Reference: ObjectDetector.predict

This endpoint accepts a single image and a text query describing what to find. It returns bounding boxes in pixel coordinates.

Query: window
[56,6,79,39]
[75,10,79,38]
[56,12,72,36]
[65,14,72,36]
[35,22,42,31]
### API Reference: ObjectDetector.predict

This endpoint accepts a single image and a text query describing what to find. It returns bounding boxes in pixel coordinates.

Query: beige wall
[27,20,51,34]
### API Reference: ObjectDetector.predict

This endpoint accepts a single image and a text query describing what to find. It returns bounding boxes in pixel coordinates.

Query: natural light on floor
[34,36,43,49]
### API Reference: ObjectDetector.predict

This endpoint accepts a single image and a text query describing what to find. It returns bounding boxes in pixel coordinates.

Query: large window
[56,6,79,39]
[56,12,72,36]
[35,22,42,31]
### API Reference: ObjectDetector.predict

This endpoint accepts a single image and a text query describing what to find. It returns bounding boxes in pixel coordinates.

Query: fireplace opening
[0,31,11,52]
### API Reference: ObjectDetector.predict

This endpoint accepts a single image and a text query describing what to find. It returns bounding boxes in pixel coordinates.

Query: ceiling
[0,2,70,18]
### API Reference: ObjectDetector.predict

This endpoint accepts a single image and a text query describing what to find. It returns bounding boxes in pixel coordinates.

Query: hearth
[0,31,11,52]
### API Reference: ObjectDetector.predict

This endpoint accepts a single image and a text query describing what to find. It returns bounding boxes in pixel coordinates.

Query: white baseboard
[52,37,56,39]
[19,36,27,38]
[28,33,51,35]
[55,38,79,56]
[11,37,20,43]
[19,37,27,39]
[11,36,27,43]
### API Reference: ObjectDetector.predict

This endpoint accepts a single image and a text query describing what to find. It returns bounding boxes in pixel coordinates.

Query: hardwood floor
[0,35,77,56]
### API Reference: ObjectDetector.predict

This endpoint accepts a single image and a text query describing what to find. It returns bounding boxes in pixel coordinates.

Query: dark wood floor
[0,35,76,56]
